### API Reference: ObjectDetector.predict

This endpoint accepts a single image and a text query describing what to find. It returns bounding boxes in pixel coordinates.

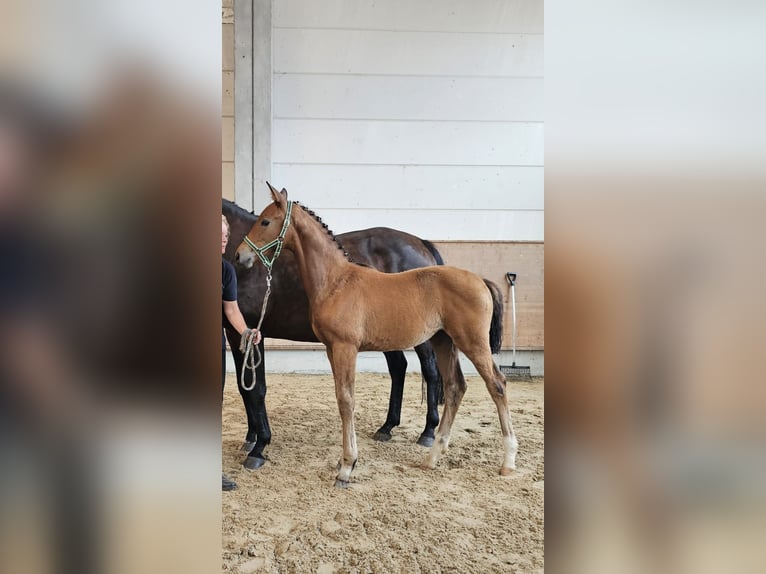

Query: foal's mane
[294,201,356,264]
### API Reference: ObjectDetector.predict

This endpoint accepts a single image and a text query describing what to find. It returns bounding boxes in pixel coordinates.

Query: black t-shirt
[0,224,50,425]
[222,259,237,348]
[0,226,41,315]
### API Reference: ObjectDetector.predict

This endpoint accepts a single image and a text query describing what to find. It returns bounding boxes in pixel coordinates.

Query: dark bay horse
[222,199,444,470]
[236,185,518,487]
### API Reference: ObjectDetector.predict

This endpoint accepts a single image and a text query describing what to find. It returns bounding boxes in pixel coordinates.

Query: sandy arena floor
[222,372,544,573]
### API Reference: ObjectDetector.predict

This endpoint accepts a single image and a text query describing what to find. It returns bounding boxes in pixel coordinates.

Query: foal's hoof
[419,461,437,471]
[334,479,350,489]
[243,456,267,471]
[416,434,435,448]
[499,467,515,477]
[373,430,392,442]
[240,441,256,453]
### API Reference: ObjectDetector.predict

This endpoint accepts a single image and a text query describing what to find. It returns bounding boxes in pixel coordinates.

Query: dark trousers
[221,348,226,402]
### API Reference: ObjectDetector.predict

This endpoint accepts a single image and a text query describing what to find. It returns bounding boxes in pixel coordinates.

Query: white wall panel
[274,29,543,77]
[274,75,544,121]
[274,0,544,34]
[300,208,543,241]
[269,0,543,241]
[273,119,543,166]
[271,164,543,210]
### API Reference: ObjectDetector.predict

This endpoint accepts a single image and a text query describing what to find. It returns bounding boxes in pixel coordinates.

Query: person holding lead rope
[221,214,261,491]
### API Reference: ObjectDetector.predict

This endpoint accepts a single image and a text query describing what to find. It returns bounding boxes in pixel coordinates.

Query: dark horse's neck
[287,205,353,304]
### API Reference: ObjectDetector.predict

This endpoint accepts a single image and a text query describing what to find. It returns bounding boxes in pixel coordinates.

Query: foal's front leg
[328,344,359,488]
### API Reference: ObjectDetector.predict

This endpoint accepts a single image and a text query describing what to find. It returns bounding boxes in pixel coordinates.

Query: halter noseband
[242,200,293,272]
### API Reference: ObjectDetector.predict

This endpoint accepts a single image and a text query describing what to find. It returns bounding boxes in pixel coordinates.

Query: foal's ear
[265,181,288,206]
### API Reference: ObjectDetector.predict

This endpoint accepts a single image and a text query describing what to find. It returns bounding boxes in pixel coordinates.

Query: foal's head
[235,182,291,269]
[236,182,353,270]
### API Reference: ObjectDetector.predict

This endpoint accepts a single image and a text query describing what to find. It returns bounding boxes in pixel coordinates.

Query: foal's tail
[484,279,504,354]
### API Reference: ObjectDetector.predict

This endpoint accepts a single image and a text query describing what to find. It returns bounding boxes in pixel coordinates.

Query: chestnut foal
[236,185,518,487]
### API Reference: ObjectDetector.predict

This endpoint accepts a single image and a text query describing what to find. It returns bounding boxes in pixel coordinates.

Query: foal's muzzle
[235,245,255,268]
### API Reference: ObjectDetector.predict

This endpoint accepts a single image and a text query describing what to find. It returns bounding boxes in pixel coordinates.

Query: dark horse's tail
[421,239,445,266]
[484,279,504,354]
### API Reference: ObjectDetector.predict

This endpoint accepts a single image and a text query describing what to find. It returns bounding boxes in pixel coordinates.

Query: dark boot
[222,474,238,491]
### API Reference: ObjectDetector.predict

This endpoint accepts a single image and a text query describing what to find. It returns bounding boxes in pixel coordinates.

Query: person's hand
[238,328,262,352]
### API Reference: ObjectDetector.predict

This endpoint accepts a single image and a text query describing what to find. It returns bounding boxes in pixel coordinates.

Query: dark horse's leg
[372,345,442,447]
[413,342,443,447]
[373,351,407,442]
[240,338,271,471]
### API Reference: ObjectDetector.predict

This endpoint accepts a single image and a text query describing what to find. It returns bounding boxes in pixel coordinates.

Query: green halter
[242,200,293,271]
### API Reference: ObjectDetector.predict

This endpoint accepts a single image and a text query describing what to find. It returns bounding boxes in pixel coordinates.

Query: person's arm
[223,300,262,344]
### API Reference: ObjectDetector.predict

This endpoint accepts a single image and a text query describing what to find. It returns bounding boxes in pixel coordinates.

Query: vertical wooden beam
[234,0,272,212]
[252,0,272,211]
[234,0,254,210]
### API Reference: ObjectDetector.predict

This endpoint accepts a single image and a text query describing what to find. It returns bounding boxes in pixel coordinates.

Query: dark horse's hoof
[416,434,435,448]
[372,430,393,442]
[334,479,350,489]
[243,456,267,471]
[241,441,256,453]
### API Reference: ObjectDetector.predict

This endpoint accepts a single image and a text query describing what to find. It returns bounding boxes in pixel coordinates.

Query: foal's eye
[260,219,270,227]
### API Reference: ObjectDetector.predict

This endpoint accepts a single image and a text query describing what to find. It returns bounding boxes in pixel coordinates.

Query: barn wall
[267,0,544,242]
[266,241,543,351]
[226,1,545,372]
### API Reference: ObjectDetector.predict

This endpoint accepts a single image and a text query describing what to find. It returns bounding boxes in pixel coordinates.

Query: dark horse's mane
[223,197,252,217]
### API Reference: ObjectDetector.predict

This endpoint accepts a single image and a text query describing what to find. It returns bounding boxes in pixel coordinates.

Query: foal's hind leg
[327,344,359,487]
[421,332,467,470]
[460,346,518,476]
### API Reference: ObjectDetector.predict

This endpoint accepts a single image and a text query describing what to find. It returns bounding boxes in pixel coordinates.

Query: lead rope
[240,272,272,391]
